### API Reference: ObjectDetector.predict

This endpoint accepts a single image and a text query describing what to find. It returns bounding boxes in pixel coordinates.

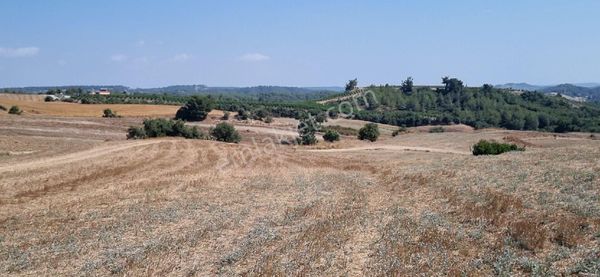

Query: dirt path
[305,145,471,155]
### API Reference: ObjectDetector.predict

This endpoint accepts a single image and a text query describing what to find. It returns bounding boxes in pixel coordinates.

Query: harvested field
[0,94,178,117]
[1,105,599,275]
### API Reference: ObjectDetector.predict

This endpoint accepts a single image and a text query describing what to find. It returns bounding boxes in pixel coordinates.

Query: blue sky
[1,0,599,88]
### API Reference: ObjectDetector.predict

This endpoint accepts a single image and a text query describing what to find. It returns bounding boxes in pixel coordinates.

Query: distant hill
[496,83,600,102]
[495,83,547,91]
[542,84,600,102]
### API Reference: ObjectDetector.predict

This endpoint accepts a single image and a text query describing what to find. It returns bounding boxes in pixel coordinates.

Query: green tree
[358,123,380,142]
[175,96,215,121]
[524,113,539,130]
[442,77,464,94]
[401,77,414,94]
[298,118,319,145]
[345,78,358,92]
[211,122,241,143]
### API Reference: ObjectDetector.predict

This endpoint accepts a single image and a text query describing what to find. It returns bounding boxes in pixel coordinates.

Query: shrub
[175,96,214,121]
[298,118,320,145]
[429,126,445,133]
[0,105,6,111]
[143,118,173,137]
[323,130,340,142]
[392,127,407,137]
[8,106,22,115]
[211,122,241,143]
[128,118,202,139]
[358,123,380,142]
[222,111,230,120]
[472,140,524,156]
[170,119,202,139]
[102,108,118,118]
[127,126,147,139]
[264,115,273,124]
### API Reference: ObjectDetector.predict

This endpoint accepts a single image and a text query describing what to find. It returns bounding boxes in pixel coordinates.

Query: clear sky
[1,0,599,88]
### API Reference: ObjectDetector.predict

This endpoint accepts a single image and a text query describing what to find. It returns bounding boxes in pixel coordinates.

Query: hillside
[2,110,599,275]
[324,80,600,133]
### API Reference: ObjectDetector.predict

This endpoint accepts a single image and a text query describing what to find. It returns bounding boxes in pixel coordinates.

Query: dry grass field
[1,99,599,276]
[0,94,179,117]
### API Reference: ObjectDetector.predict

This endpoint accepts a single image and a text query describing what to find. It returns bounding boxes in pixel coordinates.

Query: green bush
[323,130,340,142]
[102,108,119,118]
[472,140,524,156]
[222,111,230,120]
[127,126,147,139]
[127,118,202,139]
[429,126,445,133]
[358,123,380,142]
[211,122,241,143]
[8,106,22,115]
[143,118,173,137]
[175,96,214,121]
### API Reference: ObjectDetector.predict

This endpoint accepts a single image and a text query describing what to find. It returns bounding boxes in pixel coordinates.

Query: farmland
[0,94,179,117]
[1,97,599,275]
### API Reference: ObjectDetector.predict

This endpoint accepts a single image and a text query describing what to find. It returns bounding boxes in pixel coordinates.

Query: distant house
[90,88,111,95]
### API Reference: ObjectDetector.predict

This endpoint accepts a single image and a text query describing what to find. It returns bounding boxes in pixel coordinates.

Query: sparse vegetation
[322,125,358,136]
[358,123,380,142]
[322,130,340,142]
[0,104,6,111]
[472,140,524,156]
[392,127,407,137]
[8,105,22,115]
[211,122,241,143]
[127,118,202,139]
[429,126,445,133]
